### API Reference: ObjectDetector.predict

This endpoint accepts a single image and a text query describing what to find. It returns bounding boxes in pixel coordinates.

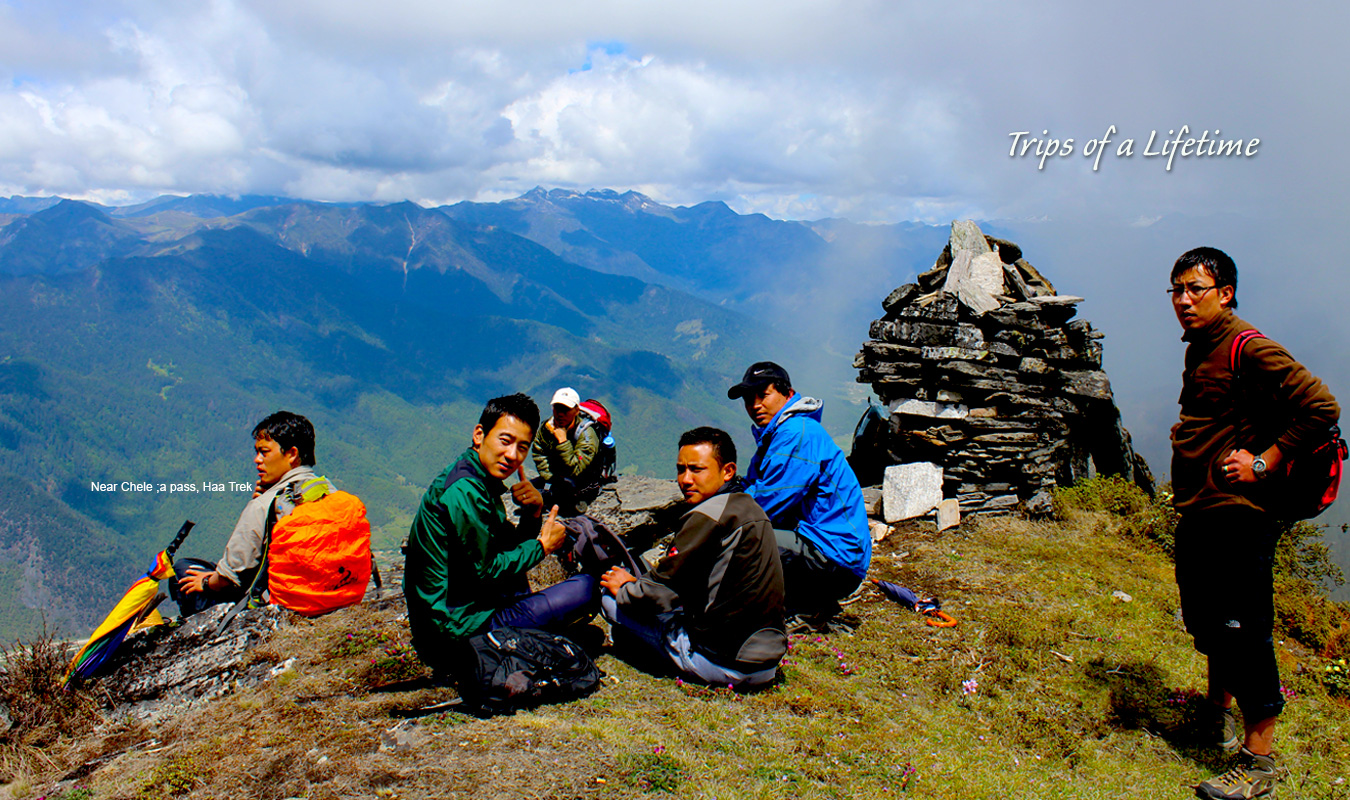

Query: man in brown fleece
[1169,247,1339,799]
[599,426,787,687]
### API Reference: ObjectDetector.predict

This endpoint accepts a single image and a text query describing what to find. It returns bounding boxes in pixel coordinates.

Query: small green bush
[359,640,427,687]
[1275,521,1346,589]
[621,750,686,793]
[328,629,400,659]
[1054,477,1179,555]
[1274,575,1350,654]
[1119,487,1180,557]
[1053,476,1151,519]
[1323,658,1350,699]
[138,756,203,800]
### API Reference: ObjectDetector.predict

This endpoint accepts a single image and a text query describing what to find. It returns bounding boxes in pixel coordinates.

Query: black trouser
[168,557,244,618]
[1174,506,1284,721]
[532,476,601,516]
[775,529,862,616]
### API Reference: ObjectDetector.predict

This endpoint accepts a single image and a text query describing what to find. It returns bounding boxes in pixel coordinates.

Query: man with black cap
[728,362,871,618]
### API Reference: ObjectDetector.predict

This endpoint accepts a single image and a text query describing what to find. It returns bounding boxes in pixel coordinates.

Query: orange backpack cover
[268,490,372,616]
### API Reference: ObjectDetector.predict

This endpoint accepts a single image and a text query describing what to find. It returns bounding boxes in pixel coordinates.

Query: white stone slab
[883,462,944,523]
[888,399,969,419]
[943,250,1001,315]
[949,220,991,254]
[969,251,1006,297]
[942,249,973,293]
[936,498,960,531]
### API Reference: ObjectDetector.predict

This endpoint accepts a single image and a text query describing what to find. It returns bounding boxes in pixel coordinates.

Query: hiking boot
[1195,748,1281,799]
[1204,703,1241,755]
[785,611,859,636]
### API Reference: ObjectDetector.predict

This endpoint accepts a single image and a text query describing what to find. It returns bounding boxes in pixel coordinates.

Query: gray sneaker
[1195,748,1280,799]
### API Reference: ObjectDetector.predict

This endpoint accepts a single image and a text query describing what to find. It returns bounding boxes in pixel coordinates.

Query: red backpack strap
[1229,329,1266,373]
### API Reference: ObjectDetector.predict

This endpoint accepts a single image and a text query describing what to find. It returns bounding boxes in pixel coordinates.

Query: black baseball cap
[727,361,791,399]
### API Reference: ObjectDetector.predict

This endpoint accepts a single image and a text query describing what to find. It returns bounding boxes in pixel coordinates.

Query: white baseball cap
[551,387,580,408]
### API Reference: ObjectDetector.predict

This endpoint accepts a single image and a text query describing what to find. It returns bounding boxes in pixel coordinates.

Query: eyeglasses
[1166,283,1219,300]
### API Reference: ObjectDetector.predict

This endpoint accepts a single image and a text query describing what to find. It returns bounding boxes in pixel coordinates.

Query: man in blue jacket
[728,362,871,616]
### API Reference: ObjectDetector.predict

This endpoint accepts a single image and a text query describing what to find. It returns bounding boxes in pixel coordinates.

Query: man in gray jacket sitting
[170,410,327,617]
[599,427,787,687]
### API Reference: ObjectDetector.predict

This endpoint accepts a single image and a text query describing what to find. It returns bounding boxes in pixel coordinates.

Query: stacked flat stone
[855,220,1149,515]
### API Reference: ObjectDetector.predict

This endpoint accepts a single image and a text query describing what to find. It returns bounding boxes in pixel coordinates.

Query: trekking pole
[165,520,195,560]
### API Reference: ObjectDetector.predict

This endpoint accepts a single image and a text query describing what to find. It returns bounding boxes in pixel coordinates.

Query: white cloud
[0,0,1343,229]
[3,0,1350,525]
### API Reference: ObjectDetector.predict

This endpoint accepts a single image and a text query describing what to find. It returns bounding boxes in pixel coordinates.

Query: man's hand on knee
[601,566,637,594]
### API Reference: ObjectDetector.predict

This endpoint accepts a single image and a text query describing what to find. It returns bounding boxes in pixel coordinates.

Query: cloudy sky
[3,0,1347,481]
[4,1,1339,223]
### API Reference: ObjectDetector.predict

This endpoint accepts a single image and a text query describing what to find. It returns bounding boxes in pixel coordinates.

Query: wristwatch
[1252,455,1268,479]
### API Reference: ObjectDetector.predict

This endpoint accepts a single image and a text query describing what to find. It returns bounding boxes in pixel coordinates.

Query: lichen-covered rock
[500,475,684,550]
[882,462,944,522]
[97,603,292,720]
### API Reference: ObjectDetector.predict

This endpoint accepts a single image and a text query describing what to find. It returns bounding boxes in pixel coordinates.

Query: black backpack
[451,627,602,716]
[847,399,891,487]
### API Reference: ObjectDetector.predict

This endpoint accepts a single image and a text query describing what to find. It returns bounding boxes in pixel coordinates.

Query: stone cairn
[855,220,1152,521]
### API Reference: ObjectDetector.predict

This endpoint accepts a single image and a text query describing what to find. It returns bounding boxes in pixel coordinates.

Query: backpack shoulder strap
[215,496,280,635]
[1229,329,1266,373]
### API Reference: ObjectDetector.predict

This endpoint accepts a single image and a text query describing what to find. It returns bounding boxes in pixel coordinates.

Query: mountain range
[5,190,1346,641]
[0,190,950,640]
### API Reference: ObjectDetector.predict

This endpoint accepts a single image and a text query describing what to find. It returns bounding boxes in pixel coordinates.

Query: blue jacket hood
[752,393,824,444]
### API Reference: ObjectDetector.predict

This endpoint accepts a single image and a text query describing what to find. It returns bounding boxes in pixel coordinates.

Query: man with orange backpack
[170,411,338,617]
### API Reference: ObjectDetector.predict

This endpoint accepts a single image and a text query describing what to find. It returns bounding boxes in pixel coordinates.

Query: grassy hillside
[5,488,1348,799]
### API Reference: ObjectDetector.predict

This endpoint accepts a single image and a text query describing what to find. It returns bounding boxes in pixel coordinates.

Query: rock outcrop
[92,476,683,720]
[97,603,294,720]
[855,220,1153,515]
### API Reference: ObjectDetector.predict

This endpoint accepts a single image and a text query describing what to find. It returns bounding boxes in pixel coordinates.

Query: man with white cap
[532,387,603,514]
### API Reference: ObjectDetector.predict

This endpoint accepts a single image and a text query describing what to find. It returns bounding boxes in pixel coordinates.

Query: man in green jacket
[404,393,598,673]
[532,387,603,515]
